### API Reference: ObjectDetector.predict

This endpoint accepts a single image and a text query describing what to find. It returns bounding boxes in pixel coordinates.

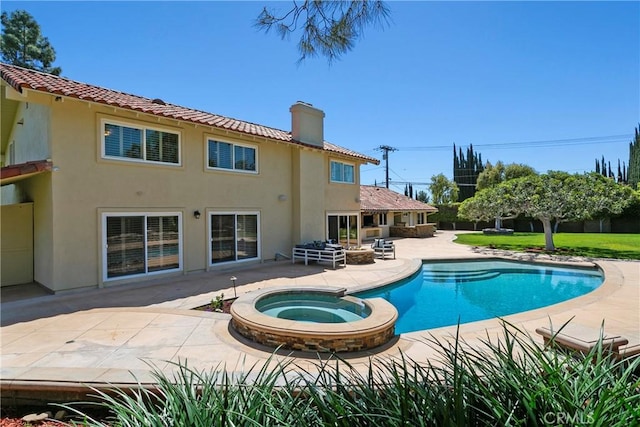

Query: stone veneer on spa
[230,287,398,353]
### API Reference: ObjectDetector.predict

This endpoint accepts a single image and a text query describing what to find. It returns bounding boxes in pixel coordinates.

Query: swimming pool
[355,259,604,334]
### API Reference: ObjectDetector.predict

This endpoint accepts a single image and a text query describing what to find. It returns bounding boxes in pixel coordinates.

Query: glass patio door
[327,214,359,248]
[210,212,259,264]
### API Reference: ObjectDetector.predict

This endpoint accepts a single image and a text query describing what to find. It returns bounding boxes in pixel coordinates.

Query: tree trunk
[599,218,604,233]
[494,216,502,230]
[541,217,555,251]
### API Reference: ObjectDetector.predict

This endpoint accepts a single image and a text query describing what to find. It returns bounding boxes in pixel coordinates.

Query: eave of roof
[0,64,379,165]
[1,160,52,186]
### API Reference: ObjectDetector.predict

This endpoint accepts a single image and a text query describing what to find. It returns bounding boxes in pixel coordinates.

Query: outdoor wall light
[193,210,201,219]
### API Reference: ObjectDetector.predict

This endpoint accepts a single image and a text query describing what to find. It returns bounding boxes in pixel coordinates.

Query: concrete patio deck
[1,231,638,405]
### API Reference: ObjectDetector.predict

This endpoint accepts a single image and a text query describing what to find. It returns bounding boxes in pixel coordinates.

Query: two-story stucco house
[0,64,379,293]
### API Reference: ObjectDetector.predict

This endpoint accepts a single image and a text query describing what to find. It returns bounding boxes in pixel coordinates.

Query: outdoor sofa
[292,241,346,269]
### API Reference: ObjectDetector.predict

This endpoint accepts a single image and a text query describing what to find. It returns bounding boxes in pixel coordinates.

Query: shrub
[62,322,640,426]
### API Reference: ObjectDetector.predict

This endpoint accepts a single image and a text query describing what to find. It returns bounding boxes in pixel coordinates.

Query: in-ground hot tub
[230,287,398,352]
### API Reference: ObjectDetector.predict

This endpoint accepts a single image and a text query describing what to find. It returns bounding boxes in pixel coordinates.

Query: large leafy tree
[428,173,459,205]
[471,161,537,229]
[476,161,537,191]
[461,172,635,251]
[255,0,390,63]
[0,10,61,75]
[586,173,640,232]
[415,190,430,203]
[458,184,520,231]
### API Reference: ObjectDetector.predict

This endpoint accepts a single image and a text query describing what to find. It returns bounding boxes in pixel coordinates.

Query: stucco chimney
[290,101,325,147]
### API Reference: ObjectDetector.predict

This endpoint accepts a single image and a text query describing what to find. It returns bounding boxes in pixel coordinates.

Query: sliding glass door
[327,213,359,248]
[104,213,181,280]
[210,212,259,265]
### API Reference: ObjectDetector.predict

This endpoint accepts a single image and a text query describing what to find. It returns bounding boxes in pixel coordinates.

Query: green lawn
[453,232,640,260]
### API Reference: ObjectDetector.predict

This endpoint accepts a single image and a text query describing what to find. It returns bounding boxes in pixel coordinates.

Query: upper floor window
[103,120,180,165]
[208,139,257,173]
[330,160,355,184]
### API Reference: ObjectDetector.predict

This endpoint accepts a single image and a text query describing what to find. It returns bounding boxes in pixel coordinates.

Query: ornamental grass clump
[423,324,640,426]
[61,322,639,426]
[61,359,318,426]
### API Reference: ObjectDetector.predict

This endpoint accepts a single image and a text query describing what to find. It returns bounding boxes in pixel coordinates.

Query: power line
[363,133,632,187]
[394,134,632,152]
[382,181,430,185]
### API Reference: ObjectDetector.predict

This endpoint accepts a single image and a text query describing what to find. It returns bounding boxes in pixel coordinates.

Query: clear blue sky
[4,1,639,195]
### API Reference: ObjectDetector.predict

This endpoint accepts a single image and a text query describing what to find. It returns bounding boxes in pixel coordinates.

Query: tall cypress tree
[629,126,640,189]
[594,155,627,183]
[453,143,484,201]
[617,159,622,182]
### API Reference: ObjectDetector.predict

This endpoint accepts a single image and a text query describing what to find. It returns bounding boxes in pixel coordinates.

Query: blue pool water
[257,292,371,323]
[355,260,603,334]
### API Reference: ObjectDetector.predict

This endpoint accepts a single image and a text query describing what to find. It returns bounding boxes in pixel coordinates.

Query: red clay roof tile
[0,160,52,185]
[360,185,438,212]
[0,63,379,164]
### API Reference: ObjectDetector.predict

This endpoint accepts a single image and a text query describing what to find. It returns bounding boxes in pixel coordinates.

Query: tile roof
[360,185,438,213]
[1,160,52,186]
[0,63,379,164]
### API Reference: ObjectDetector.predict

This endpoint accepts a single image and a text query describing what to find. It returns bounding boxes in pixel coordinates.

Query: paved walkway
[1,231,638,403]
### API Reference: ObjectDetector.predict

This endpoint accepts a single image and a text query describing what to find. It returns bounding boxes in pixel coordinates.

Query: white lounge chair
[371,238,395,260]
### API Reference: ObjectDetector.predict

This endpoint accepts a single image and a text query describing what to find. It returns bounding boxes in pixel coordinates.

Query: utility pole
[376,145,397,188]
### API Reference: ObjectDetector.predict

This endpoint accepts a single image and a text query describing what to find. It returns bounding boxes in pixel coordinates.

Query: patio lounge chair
[615,343,640,362]
[371,238,395,260]
[535,324,629,355]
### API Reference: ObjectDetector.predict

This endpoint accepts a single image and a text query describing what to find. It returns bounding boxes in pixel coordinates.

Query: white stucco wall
[9,101,50,164]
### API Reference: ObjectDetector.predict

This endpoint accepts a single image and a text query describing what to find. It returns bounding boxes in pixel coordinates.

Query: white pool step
[423,270,501,282]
